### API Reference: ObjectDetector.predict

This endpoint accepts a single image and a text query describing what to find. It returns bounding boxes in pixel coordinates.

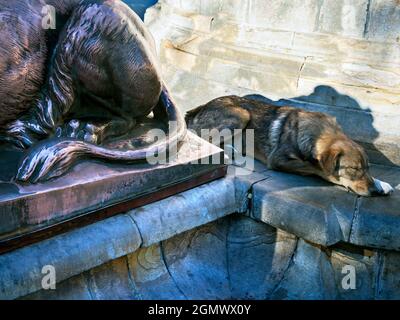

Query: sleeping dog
[186,95,394,197]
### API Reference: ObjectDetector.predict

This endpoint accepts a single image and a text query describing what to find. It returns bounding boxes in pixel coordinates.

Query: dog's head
[318,139,393,196]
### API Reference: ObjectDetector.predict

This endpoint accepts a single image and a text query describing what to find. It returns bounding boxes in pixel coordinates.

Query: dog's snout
[369,178,394,196]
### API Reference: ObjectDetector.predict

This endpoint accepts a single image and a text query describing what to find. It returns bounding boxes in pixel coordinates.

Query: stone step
[243,163,400,251]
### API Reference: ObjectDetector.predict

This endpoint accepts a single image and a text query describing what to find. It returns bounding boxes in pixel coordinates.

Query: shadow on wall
[123,0,158,20]
[244,85,395,167]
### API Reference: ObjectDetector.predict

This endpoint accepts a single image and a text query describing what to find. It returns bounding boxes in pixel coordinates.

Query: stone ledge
[250,170,357,247]
[246,163,400,251]
[350,165,400,251]
[0,177,236,300]
[129,176,236,247]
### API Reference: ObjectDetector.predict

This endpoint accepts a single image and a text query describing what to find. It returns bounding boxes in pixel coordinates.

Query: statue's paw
[16,141,72,183]
[58,120,101,144]
[5,120,37,149]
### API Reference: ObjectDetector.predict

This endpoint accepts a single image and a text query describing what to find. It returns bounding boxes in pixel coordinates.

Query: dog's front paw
[16,140,73,183]
[373,178,394,196]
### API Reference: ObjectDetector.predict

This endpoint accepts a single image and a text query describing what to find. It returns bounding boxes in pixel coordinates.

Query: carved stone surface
[129,174,235,247]
[21,214,400,300]
[227,215,297,299]
[351,165,400,251]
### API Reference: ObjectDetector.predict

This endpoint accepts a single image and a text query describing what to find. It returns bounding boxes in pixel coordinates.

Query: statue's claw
[5,120,38,149]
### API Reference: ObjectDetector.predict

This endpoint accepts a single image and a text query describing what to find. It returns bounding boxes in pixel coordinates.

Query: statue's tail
[16,86,187,183]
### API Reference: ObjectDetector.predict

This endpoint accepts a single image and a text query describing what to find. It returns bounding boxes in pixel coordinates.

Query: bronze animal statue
[0,0,186,183]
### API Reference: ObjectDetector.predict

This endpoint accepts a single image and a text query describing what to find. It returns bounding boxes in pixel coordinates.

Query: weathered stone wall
[145,0,400,166]
[21,215,400,300]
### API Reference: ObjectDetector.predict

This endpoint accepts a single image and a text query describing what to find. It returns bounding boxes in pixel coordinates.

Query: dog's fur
[186,95,393,197]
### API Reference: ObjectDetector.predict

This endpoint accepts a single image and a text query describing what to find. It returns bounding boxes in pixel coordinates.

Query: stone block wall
[21,215,400,300]
[145,0,400,166]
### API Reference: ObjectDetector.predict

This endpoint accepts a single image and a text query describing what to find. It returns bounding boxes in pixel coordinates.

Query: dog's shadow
[244,85,396,169]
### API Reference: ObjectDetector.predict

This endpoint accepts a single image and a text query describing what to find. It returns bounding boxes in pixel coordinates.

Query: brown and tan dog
[186,95,393,197]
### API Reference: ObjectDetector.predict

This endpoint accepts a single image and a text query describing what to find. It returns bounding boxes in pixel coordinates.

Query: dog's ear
[319,147,341,176]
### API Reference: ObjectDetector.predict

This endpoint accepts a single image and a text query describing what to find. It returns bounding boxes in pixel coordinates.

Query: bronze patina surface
[0,0,186,183]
